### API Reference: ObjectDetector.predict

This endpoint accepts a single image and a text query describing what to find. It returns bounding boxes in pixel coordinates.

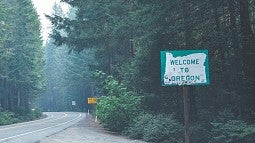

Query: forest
[1,0,255,142]
[0,0,43,124]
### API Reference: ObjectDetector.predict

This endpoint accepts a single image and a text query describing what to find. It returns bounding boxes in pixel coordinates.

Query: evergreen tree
[0,0,44,112]
[41,3,96,111]
[47,0,255,141]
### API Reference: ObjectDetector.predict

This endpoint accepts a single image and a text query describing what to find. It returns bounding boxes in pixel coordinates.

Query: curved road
[0,112,85,143]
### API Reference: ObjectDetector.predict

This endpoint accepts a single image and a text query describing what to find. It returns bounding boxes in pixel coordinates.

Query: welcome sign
[161,50,210,86]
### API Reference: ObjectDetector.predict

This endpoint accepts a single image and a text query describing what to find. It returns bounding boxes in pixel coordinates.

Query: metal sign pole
[183,86,190,143]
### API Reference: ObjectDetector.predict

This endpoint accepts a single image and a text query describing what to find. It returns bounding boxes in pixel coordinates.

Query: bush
[0,108,42,126]
[126,113,184,143]
[96,94,141,132]
[125,113,154,139]
[143,114,184,143]
[210,120,255,143]
[190,122,212,143]
[30,108,43,118]
[0,111,20,125]
[95,73,142,132]
[26,108,43,120]
[14,108,42,121]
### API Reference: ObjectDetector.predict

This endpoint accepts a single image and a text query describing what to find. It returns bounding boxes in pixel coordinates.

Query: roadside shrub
[126,113,184,143]
[0,108,42,126]
[26,108,43,120]
[14,107,29,121]
[210,120,255,143]
[0,111,20,125]
[125,113,154,139]
[31,108,43,118]
[206,109,255,143]
[143,114,184,143]
[189,109,215,142]
[14,108,42,121]
[95,73,141,132]
[190,122,212,143]
[96,94,141,132]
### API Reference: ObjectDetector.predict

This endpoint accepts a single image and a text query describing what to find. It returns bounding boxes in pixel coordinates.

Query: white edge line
[0,113,67,131]
[0,113,82,142]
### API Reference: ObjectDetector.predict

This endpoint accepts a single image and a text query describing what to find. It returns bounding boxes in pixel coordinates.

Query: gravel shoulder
[40,113,146,143]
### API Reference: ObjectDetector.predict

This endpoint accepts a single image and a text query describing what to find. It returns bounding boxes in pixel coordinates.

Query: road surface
[40,113,146,143]
[0,112,84,143]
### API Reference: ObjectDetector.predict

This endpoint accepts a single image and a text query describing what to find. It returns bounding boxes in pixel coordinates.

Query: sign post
[87,97,98,121]
[71,101,76,111]
[183,86,190,143]
[160,50,209,143]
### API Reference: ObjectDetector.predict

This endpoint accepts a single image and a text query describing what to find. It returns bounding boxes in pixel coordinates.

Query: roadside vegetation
[46,0,255,142]
[0,0,44,124]
[1,0,255,142]
[0,108,42,126]
[95,72,255,142]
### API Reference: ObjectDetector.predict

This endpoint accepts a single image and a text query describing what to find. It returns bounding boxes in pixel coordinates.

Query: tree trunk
[211,0,221,115]
[8,87,14,111]
[227,0,245,117]
[238,0,255,120]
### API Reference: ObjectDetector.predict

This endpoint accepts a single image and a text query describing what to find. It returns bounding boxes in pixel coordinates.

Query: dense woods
[47,0,255,142]
[0,0,44,124]
[1,0,255,142]
[40,4,95,112]
[0,0,44,113]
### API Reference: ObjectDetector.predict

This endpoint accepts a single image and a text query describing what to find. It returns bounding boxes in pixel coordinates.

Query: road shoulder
[40,113,146,143]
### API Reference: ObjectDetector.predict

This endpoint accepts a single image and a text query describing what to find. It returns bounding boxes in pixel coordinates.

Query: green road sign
[160,50,210,86]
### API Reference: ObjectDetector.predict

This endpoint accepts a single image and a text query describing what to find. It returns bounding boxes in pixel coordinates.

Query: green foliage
[0,110,20,126]
[0,108,42,126]
[104,76,128,97]
[14,108,42,121]
[210,120,255,143]
[0,0,44,112]
[97,95,141,132]
[126,113,184,143]
[125,110,255,143]
[41,39,96,111]
[125,113,154,139]
[96,74,141,132]
[190,122,212,143]
[0,2,9,46]
[29,108,43,119]
[143,114,184,143]
[48,0,255,142]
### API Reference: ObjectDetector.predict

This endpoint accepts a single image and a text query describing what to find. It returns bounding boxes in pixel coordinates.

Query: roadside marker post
[160,50,209,143]
[95,116,98,122]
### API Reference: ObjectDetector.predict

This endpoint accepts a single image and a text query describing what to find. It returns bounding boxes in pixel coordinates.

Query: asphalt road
[0,112,85,143]
[40,113,147,143]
